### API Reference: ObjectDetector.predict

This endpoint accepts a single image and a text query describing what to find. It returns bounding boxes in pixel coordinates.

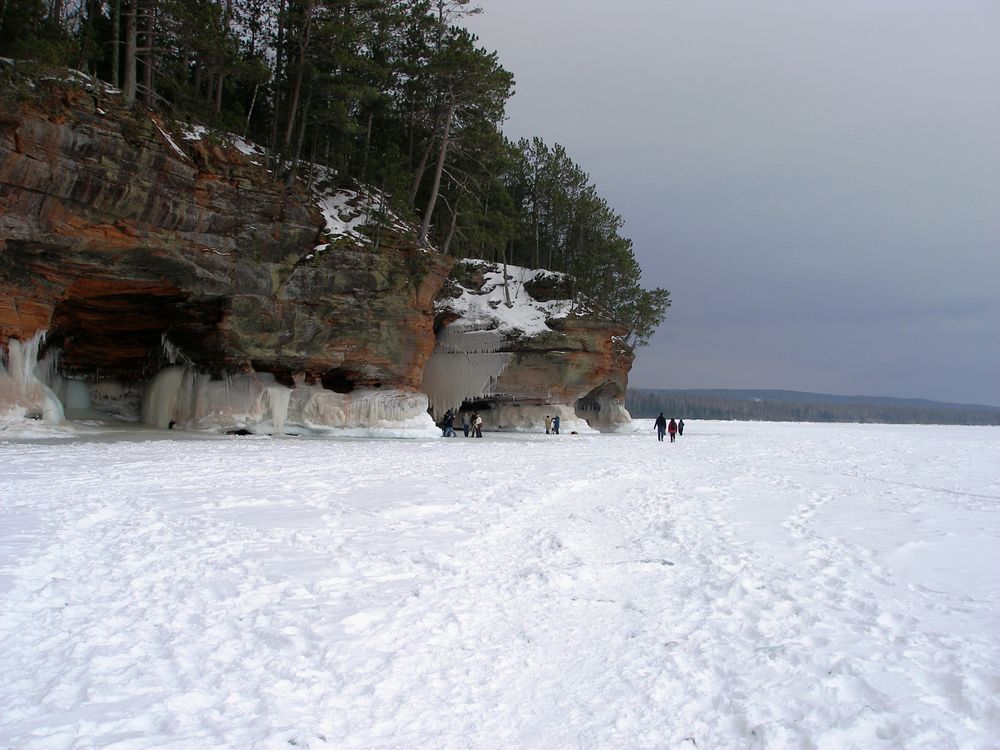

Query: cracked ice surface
[0,421,998,748]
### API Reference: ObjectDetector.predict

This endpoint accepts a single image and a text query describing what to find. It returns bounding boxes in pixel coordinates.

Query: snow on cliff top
[440,260,572,338]
[312,188,411,251]
[176,125,409,251]
[180,124,263,160]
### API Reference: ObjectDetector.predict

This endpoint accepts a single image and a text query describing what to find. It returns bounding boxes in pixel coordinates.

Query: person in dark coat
[442,409,456,437]
[678,419,685,436]
[552,415,560,434]
[668,418,678,442]
[654,413,667,442]
[461,412,470,437]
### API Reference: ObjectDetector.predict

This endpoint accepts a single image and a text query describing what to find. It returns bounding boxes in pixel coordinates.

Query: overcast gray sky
[464,0,1000,406]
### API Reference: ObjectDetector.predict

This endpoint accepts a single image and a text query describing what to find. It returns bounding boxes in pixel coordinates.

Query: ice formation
[484,402,596,434]
[1,331,435,435]
[421,327,511,420]
[142,366,188,429]
[141,363,435,435]
[575,394,633,429]
[267,384,291,436]
[0,332,64,423]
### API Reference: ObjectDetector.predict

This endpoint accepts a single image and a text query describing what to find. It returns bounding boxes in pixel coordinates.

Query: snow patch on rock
[442,260,572,338]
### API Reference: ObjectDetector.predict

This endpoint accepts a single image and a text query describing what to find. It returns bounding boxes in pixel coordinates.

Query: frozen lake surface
[1,420,998,749]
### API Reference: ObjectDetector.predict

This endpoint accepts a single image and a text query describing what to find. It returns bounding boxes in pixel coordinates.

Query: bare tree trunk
[532,158,540,268]
[141,0,155,107]
[417,99,455,246]
[244,82,259,136]
[285,85,312,187]
[372,188,386,252]
[501,241,512,307]
[283,0,315,154]
[214,0,233,113]
[441,201,459,256]
[361,110,374,181]
[112,0,122,88]
[123,0,137,107]
[306,125,319,192]
[268,0,287,169]
[408,133,435,206]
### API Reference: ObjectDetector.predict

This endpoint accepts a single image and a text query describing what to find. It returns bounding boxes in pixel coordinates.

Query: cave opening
[321,370,356,394]
[46,278,226,381]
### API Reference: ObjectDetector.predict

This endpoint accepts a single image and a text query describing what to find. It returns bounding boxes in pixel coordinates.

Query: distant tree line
[0,0,669,347]
[626,390,1000,426]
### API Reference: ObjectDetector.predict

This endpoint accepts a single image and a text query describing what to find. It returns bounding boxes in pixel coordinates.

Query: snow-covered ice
[0,421,998,749]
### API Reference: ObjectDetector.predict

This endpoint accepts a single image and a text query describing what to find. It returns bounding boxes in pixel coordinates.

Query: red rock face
[0,79,451,390]
[492,316,634,406]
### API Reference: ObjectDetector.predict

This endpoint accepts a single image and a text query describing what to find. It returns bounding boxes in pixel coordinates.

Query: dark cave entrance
[46,278,226,381]
[321,369,356,393]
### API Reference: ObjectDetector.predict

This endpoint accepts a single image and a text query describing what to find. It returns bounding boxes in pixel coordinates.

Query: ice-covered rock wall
[428,260,635,432]
[1,332,437,435]
[147,369,432,435]
[142,365,436,435]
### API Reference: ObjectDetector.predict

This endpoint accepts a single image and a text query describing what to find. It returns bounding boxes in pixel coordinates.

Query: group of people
[441,409,686,441]
[654,413,684,442]
[440,409,483,438]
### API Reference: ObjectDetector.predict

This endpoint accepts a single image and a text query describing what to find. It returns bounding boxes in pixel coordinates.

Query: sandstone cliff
[0,65,634,434]
[0,67,450,432]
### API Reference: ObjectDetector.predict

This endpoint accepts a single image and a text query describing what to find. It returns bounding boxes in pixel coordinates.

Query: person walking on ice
[544,415,552,434]
[654,413,667,442]
[668,418,678,442]
[552,415,560,434]
[678,419,685,436]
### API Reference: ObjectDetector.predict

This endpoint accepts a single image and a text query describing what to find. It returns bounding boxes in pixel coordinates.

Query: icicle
[142,365,186,428]
[5,331,46,389]
[267,384,291,435]
[420,326,511,419]
[161,334,193,366]
[0,331,66,423]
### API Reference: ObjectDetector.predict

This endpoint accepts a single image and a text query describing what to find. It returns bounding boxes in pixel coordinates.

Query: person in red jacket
[667,418,678,442]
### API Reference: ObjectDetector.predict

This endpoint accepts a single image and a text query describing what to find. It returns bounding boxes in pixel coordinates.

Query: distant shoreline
[627,388,1000,426]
